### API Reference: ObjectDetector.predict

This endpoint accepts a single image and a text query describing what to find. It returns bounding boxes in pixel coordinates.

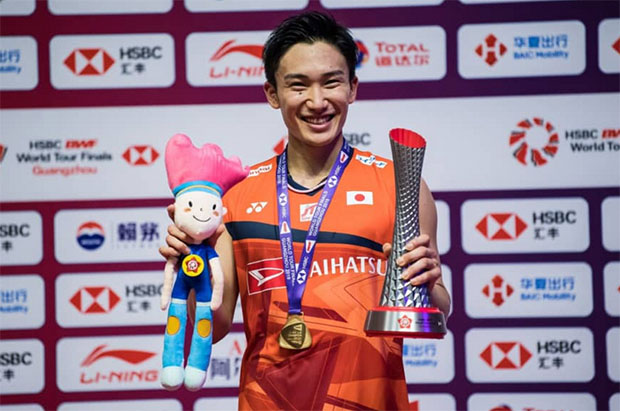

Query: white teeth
[304,116,332,124]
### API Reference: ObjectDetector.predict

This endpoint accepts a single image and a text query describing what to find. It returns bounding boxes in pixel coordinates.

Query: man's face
[264,41,358,149]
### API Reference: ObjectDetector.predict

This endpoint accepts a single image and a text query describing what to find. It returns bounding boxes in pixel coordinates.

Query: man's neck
[285,136,344,189]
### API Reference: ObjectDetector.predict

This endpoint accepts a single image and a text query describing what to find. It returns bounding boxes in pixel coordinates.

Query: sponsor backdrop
[0,0,618,410]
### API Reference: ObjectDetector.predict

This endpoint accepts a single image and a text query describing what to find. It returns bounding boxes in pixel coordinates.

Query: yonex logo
[482,275,514,306]
[475,34,507,66]
[509,117,559,166]
[480,341,532,369]
[70,286,120,313]
[246,202,267,214]
[64,48,115,75]
[122,145,159,166]
[476,213,527,240]
[210,40,263,61]
[81,344,155,367]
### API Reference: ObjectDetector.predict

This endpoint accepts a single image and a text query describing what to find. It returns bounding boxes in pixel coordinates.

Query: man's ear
[264,81,280,109]
[348,76,359,104]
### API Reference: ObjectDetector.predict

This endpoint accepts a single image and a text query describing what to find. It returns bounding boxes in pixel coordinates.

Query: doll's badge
[182,254,205,277]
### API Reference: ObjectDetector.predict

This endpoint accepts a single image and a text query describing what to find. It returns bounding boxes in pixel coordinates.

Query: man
[161,11,450,410]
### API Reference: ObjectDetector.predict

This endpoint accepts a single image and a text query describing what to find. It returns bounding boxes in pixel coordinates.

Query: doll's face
[174,190,225,241]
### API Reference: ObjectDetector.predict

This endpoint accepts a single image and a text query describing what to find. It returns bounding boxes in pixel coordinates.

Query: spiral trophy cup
[364,128,446,339]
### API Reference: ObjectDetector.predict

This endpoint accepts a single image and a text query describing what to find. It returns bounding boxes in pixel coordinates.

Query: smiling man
[161,11,450,410]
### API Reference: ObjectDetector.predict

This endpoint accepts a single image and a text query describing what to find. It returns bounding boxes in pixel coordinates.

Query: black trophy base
[364,306,446,339]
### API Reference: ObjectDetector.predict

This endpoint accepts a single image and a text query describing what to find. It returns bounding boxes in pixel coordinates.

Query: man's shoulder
[350,148,393,172]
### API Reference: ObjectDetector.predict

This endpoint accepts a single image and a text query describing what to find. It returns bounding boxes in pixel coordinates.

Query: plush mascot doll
[160,133,248,391]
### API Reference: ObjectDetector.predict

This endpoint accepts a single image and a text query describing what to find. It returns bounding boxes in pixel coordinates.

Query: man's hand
[382,234,442,291]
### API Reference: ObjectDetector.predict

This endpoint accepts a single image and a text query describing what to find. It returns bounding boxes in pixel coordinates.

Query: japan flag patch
[346,191,373,205]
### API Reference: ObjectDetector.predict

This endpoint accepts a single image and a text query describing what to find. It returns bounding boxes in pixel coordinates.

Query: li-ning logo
[480,342,532,369]
[476,213,527,240]
[70,286,120,313]
[475,34,507,66]
[210,40,263,61]
[81,344,155,367]
[122,145,159,166]
[510,118,559,166]
[482,275,514,306]
[64,48,115,75]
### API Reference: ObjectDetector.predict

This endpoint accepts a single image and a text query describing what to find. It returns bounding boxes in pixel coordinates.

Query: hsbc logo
[480,341,532,369]
[64,48,115,75]
[247,257,285,295]
[122,145,159,166]
[475,34,507,66]
[476,213,527,240]
[70,286,120,313]
[0,144,7,163]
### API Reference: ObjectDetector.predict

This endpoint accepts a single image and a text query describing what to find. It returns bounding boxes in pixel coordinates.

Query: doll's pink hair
[165,133,249,197]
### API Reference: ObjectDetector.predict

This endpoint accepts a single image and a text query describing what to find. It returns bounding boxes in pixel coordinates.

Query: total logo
[76,221,105,251]
[70,286,120,313]
[475,213,527,240]
[122,145,159,166]
[482,275,514,306]
[475,34,507,66]
[480,341,532,369]
[64,48,115,76]
[355,40,369,68]
[509,117,559,166]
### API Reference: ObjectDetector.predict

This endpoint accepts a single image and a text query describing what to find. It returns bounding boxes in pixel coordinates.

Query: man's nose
[306,85,327,110]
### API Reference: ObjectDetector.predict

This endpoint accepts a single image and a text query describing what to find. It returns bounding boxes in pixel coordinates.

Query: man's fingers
[166,204,175,221]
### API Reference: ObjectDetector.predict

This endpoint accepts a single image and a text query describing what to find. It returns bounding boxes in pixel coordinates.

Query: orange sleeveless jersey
[223,148,409,411]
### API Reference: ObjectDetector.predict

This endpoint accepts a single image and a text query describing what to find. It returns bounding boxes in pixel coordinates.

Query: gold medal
[278,314,312,350]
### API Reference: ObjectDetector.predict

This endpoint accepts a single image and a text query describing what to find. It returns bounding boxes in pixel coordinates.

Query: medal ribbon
[276,139,352,315]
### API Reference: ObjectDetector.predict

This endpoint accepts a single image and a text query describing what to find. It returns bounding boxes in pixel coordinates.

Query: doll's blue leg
[161,300,187,390]
[184,302,212,391]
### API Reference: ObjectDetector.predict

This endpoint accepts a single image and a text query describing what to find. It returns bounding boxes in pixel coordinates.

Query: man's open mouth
[302,115,334,125]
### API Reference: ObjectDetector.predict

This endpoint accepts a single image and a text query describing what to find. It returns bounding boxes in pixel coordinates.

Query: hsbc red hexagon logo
[480,341,532,369]
[247,257,285,295]
[0,144,7,163]
[64,48,115,75]
[476,213,528,240]
[510,117,559,166]
[613,37,620,55]
[475,34,507,66]
[482,275,514,306]
[122,145,159,166]
[70,286,120,313]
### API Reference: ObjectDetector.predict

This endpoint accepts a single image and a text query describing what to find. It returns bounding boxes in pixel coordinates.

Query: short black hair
[263,11,358,87]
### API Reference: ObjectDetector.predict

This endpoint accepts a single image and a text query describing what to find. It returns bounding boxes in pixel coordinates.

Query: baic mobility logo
[77,221,105,250]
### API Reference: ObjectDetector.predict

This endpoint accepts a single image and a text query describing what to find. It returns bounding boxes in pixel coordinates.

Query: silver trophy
[364,128,446,339]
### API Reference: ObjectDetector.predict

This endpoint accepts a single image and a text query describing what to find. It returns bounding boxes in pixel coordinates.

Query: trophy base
[364,306,446,339]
